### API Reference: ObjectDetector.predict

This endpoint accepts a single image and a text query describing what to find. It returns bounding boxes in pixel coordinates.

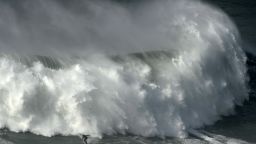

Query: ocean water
[0,0,255,143]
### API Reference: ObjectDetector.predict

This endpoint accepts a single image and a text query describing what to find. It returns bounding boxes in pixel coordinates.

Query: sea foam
[0,0,248,138]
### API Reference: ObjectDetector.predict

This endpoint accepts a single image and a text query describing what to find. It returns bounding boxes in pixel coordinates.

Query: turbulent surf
[0,0,248,139]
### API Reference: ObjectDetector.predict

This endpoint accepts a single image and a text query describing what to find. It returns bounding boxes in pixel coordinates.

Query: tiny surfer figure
[81,135,89,144]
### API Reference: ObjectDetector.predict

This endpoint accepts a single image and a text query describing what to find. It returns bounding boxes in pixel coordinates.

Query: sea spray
[0,0,248,138]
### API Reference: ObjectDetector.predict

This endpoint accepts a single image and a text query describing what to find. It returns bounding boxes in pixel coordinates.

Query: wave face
[0,0,248,138]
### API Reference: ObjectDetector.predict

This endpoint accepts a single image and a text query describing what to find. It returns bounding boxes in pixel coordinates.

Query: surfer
[81,135,89,144]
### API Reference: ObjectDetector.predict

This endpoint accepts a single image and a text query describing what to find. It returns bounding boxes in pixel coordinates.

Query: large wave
[0,0,248,138]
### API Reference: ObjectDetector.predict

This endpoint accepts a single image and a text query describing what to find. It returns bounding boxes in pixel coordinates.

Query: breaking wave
[0,0,248,138]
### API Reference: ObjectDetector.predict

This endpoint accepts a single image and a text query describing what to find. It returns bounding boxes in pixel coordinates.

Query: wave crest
[0,0,248,138]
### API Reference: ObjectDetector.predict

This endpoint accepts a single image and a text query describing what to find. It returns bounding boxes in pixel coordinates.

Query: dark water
[0,0,256,144]
[0,132,211,144]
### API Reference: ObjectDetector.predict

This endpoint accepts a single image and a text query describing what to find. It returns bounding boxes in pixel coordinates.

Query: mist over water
[0,0,248,139]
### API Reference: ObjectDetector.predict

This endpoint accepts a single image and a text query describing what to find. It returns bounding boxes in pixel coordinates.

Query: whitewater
[0,0,248,139]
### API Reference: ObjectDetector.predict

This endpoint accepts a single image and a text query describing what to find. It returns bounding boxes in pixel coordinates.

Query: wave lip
[0,0,248,138]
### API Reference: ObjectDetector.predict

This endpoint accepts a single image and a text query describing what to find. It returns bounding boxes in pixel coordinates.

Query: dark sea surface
[0,0,255,144]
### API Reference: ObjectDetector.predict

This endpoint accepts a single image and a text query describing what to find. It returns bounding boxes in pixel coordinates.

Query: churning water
[0,0,254,143]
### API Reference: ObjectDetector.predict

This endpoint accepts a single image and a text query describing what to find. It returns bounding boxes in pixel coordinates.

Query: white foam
[0,0,248,139]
